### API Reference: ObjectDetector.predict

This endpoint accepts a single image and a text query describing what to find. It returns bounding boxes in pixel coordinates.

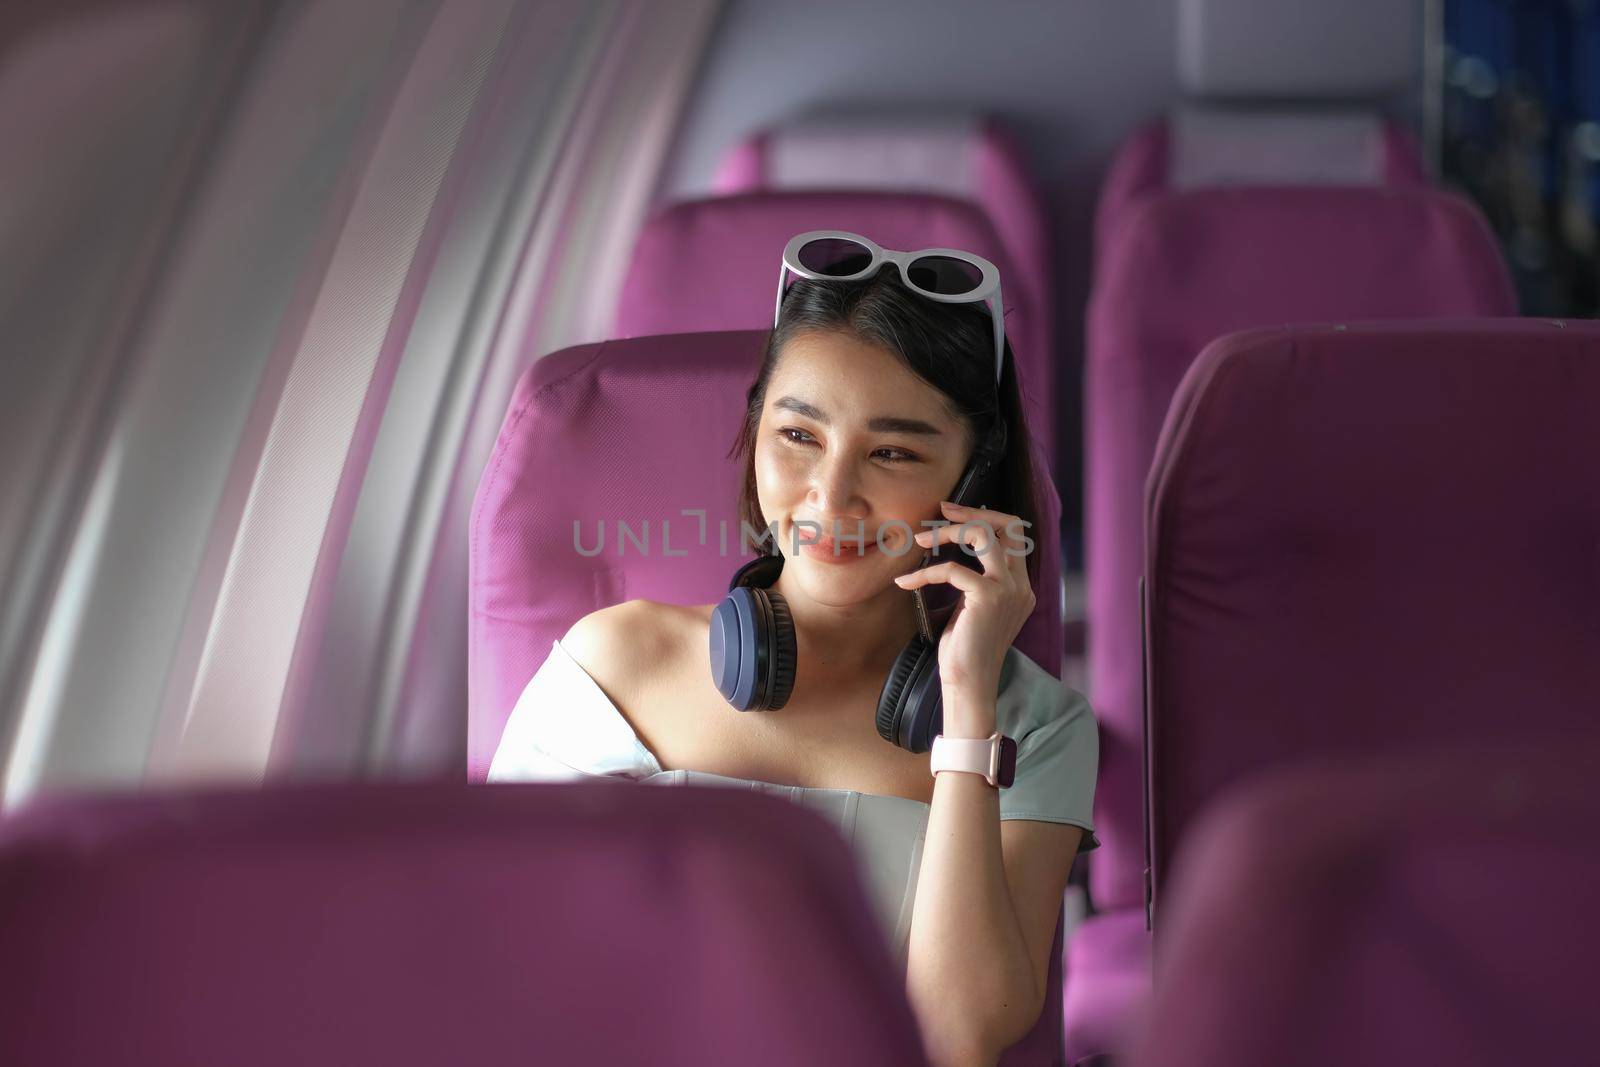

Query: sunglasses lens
[907,255,984,296]
[797,238,873,277]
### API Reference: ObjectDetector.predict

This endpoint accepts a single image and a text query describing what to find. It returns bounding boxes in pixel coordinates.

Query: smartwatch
[929,731,1017,789]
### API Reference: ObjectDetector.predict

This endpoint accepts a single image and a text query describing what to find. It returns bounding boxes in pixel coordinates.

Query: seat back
[1094,115,1427,260]
[469,330,1063,782]
[1144,320,1600,907]
[0,781,931,1067]
[1132,741,1600,1067]
[615,190,1056,465]
[1096,0,1427,262]
[711,115,1052,379]
[1086,190,1515,909]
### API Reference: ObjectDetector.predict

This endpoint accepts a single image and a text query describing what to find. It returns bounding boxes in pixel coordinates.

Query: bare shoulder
[559,600,712,708]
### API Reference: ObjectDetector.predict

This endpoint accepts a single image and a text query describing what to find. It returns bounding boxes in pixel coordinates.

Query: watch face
[997,736,1017,788]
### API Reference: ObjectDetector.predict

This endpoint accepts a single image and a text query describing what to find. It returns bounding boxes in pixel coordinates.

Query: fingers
[894,560,985,596]
[914,501,1029,578]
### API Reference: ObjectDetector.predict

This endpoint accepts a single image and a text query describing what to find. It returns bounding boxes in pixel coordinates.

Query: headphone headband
[730,551,784,588]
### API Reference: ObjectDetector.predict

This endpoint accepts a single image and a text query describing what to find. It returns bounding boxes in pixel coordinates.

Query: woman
[489,233,1098,1067]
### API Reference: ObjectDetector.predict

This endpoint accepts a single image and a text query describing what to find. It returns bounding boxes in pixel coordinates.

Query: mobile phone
[910,456,1000,642]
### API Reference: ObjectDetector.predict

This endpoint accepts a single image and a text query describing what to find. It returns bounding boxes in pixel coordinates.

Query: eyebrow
[772,395,944,436]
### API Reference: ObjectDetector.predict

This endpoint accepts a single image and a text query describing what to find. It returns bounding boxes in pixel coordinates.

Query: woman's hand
[893,500,1035,735]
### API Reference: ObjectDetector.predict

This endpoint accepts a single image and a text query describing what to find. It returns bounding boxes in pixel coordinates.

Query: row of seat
[2,742,1590,1067]
[1118,324,1600,1067]
[10,317,1594,1066]
[1075,174,1516,1059]
[1074,319,1600,1061]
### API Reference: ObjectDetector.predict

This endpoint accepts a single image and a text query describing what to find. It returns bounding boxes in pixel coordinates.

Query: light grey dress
[488,638,1099,969]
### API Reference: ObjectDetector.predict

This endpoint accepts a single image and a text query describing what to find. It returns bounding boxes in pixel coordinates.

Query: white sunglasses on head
[775,230,1006,385]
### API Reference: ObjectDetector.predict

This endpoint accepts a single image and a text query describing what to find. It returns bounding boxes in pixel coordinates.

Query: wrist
[939,697,997,740]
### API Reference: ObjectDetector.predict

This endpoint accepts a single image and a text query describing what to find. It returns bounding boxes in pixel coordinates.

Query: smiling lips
[801,537,878,563]
[794,523,883,564]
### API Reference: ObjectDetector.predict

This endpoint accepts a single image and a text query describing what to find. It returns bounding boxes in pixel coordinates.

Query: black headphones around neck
[706,419,1008,755]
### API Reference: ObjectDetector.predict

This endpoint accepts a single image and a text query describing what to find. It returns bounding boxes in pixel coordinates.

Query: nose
[806,450,867,525]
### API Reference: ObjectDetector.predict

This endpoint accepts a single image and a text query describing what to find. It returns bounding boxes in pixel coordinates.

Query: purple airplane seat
[712,113,1053,402]
[1075,212,1514,1062]
[469,329,1064,782]
[1094,0,1428,266]
[1143,319,1600,914]
[468,328,1071,1063]
[1095,114,1426,263]
[1131,740,1600,1067]
[614,190,1058,470]
[0,781,931,1067]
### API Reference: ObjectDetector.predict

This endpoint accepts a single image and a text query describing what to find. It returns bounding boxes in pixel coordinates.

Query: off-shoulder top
[488,638,1099,968]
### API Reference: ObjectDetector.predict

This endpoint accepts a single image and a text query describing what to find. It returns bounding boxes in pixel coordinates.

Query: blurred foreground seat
[0,781,930,1067]
[1131,740,1600,1067]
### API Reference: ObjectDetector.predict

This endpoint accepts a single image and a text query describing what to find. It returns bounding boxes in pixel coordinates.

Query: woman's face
[754,329,973,604]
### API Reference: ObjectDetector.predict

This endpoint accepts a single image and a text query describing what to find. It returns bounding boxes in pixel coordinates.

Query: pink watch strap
[929,732,1017,788]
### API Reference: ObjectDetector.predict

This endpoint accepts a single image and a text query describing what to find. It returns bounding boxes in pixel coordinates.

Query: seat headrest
[616,189,1020,339]
[615,189,1054,461]
[757,114,985,196]
[1170,107,1390,187]
[1094,187,1514,374]
[1178,0,1418,99]
[1092,117,1429,261]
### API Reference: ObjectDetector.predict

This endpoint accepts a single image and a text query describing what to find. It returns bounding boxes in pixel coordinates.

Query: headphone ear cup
[712,553,793,712]
[876,635,941,752]
[875,641,919,744]
[762,589,797,710]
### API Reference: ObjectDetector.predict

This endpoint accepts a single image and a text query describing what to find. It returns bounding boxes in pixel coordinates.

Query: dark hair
[729,268,1043,592]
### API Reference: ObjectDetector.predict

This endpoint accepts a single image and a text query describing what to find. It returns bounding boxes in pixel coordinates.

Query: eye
[776,427,918,465]
[777,427,815,446]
